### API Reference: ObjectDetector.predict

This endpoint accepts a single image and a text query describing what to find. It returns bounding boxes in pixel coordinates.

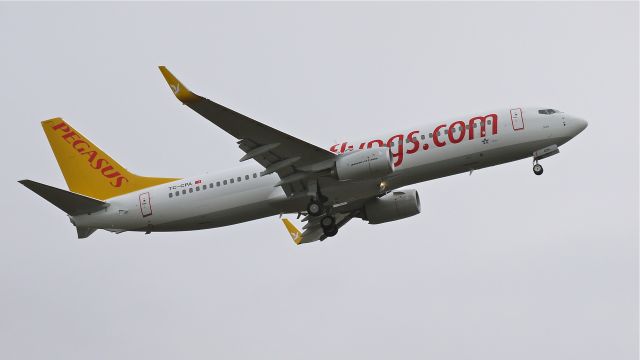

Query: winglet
[282,219,303,245]
[158,66,200,103]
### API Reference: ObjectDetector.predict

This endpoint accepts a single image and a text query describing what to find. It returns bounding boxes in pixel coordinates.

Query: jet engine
[334,147,394,181]
[364,189,421,224]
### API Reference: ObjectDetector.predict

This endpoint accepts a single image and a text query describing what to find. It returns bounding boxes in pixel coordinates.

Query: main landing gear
[306,198,338,237]
[306,180,338,237]
[533,160,544,176]
[306,199,323,216]
[321,215,338,237]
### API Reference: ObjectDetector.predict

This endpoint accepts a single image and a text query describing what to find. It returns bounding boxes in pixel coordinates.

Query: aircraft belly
[150,202,278,231]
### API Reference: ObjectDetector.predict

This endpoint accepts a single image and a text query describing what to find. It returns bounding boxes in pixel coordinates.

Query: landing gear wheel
[320,215,335,229]
[533,163,544,176]
[307,200,323,216]
[323,225,338,237]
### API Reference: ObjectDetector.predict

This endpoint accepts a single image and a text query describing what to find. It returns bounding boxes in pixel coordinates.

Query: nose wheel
[533,161,544,176]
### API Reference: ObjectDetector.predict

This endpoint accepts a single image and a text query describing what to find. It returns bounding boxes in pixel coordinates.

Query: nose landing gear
[533,160,544,176]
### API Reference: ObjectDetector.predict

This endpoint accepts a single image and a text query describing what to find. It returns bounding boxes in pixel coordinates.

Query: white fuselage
[71,107,587,233]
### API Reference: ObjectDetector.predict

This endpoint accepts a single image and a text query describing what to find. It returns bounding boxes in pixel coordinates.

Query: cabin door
[139,192,152,217]
[510,108,525,131]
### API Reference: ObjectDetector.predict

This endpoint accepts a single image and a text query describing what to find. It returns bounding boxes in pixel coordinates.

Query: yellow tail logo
[41,118,179,200]
[282,219,303,245]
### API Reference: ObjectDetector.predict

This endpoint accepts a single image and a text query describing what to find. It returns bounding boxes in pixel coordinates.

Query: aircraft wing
[282,211,357,245]
[159,66,336,196]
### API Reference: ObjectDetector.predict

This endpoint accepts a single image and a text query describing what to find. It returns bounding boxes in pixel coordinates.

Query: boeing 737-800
[20,67,588,244]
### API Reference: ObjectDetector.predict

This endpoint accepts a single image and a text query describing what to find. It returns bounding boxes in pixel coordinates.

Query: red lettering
[81,150,98,164]
[72,140,89,152]
[62,131,80,144]
[367,139,384,148]
[387,134,404,167]
[329,144,340,153]
[100,166,121,178]
[433,124,447,147]
[110,176,128,188]
[52,122,71,132]
[448,121,466,144]
[406,130,420,154]
[339,142,347,153]
[468,114,498,140]
[91,158,108,170]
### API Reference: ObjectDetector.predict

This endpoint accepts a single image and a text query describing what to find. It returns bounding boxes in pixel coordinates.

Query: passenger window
[230,178,234,184]
[237,177,241,182]
[209,183,213,188]
[223,180,227,185]
[175,191,179,196]
[420,134,425,140]
[488,120,492,125]
[202,184,207,190]
[189,188,193,193]
[182,189,186,195]
[196,186,200,191]
[452,128,456,133]
[474,123,478,128]
[444,129,448,134]
[245,175,249,180]
[216,181,221,187]
[169,193,173,198]
[429,133,433,138]
[253,173,257,178]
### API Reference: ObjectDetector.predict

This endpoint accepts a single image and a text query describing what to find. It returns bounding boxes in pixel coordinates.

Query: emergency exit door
[139,192,152,217]
[510,108,525,131]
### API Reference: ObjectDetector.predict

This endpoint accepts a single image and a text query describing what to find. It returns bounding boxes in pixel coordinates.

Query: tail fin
[41,118,179,200]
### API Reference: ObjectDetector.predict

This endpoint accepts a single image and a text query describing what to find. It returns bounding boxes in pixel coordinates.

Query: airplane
[19,67,588,244]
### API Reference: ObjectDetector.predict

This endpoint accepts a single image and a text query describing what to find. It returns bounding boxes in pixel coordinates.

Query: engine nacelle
[335,147,394,181]
[364,189,421,224]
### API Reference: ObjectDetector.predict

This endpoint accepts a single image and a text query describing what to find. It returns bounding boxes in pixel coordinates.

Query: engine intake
[364,189,421,224]
[335,147,394,181]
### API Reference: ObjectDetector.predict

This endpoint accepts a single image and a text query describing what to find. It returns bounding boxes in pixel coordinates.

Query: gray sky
[0,2,637,359]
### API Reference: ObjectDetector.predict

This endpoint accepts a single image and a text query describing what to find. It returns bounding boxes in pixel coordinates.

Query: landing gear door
[510,108,525,131]
[139,192,152,217]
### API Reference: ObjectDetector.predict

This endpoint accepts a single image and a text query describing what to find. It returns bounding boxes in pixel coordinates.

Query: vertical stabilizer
[41,118,179,200]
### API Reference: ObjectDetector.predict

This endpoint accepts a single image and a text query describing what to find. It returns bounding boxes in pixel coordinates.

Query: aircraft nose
[574,116,588,133]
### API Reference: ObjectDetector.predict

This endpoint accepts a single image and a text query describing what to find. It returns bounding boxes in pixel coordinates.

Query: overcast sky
[0,2,637,359]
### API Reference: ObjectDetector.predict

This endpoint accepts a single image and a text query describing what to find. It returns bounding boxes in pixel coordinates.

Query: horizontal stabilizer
[19,180,108,216]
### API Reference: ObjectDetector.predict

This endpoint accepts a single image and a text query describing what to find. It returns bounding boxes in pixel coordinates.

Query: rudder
[41,118,179,200]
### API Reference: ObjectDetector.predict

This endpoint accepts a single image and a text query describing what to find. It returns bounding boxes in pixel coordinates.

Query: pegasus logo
[290,231,301,242]
[170,83,180,95]
[51,121,128,188]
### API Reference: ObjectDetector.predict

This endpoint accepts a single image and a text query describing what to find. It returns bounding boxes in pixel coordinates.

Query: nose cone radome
[566,114,588,136]
[575,116,588,134]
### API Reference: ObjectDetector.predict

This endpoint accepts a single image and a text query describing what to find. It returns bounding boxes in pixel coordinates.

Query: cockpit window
[539,109,560,115]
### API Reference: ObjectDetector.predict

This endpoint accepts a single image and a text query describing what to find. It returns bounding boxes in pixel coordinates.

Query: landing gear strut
[533,160,544,176]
